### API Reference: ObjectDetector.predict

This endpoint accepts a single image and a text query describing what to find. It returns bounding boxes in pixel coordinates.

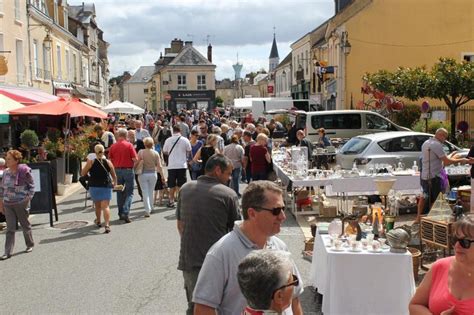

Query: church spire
[269,27,280,72]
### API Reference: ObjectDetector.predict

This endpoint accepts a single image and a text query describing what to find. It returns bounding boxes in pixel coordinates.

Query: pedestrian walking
[81,144,117,233]
[0,150,35,260]
[177,154,240,315]
[136,137,163,217]
[109,128,138,223]
[223,135,245,197]
[188,130,204,180]
[250,133,271,181]
[192,181,304,314]
[162,125,192,208]
[193,134,219,177]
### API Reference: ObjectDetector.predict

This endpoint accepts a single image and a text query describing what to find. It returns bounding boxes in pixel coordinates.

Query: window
[311,114,361,130]
[65,50,70,81]
[63,7,68,30]
[16,40,24,83]
[177,74,186,90]
[72,53,77,82]
[33,40,39,79]
[378,136,420,152]
[0,0,4,13]
[463,54,474,62]
[56,45,61,79]
[42,43,50,80]
[197,74,206,90]
[339,137,371,155]
[305,51,309,75]
[54,0,58,23]
[14,0,20,21]
[366,114,390,131]
[31,0,48,14]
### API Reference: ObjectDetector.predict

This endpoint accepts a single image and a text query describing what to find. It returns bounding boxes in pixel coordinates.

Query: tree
[364,58,474,142]
[215,96,224,107]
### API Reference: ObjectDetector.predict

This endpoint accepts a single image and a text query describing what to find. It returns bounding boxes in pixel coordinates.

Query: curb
[55,183,84,205]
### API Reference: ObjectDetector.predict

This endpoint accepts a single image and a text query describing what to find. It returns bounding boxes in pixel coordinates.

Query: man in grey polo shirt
[415,128,474,222]
[177,154,240,315]
[192,181,303,315]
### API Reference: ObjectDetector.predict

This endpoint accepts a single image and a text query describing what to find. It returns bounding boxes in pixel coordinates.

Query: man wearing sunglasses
[193,181,303,315]
[238,250,299,314]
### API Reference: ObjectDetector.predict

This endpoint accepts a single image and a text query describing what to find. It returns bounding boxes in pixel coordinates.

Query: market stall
[310,231,415,315]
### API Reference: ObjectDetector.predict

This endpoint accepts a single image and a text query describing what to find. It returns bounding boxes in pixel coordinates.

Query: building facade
[123,65,154,108]
[290,32,311,100]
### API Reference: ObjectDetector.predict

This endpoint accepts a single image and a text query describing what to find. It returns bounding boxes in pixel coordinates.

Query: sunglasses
[255,206,285,216]
[97,151,104,154]
[451,236,474,249]
[272,274,299,298]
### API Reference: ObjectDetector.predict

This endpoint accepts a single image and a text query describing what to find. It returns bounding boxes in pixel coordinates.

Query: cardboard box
[319,203,337,217]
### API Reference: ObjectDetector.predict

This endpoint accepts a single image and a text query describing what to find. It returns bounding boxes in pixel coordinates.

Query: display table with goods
[309,229,415,315]
[272,148,421,216]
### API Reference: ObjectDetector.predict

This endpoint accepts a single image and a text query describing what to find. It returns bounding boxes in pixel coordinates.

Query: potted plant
[67,132,90,182]
[20,129,39,162]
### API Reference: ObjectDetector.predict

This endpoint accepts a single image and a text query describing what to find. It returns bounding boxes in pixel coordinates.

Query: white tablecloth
[310,232,415,315]
[328,175,420,196]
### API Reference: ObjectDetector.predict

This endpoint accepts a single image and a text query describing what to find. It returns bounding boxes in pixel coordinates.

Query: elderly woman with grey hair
[237,249,299,314]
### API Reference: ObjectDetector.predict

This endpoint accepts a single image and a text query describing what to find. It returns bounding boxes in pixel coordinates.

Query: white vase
[64,174,73,185]
[57,184,67,196]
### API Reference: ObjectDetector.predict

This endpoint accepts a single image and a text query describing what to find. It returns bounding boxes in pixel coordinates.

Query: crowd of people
[2,108,474,314]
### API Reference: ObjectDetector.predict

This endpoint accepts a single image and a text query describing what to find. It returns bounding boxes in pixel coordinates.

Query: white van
[252,99,319,119]
[294,110,409,143]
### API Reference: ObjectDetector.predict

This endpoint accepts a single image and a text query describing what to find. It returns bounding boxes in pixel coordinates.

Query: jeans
[115,168,135,218]
[138,172,158,213]
[230,167,241,196]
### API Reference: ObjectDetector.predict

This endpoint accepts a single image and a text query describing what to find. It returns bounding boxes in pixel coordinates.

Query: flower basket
[408,247,421,282]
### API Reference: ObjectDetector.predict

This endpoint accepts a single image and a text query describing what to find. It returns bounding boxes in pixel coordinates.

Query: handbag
[163,136,181,166]
[190,160,202,172]
[134,151,144,175]
[97,158,113,187]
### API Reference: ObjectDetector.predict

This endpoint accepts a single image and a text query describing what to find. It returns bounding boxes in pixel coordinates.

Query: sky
[70,0,335,80]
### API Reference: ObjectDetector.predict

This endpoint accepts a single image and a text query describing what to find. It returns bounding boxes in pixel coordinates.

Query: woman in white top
[223,135,244,197]
[136,137,165,217]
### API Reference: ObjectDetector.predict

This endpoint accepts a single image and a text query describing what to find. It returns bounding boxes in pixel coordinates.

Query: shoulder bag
[97,158,113,187]
[163,136,181,166]
[134,151,144,175]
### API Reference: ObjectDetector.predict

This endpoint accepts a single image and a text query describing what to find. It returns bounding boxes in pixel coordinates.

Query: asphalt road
[0,182,319,314]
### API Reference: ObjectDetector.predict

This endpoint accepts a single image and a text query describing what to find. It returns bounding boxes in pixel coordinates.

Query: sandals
[94,219,102,228]
[104,225,111,234]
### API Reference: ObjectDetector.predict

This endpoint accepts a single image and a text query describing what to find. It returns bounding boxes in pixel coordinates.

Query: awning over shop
[80,98,101,108]
[0,94,24,123]
[0,85,58,105]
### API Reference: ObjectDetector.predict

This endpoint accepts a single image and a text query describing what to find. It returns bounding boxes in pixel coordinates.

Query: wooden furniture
[420,216,454,268]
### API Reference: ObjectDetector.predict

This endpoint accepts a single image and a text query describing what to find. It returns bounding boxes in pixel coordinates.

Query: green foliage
[391,104,421,129]
[412,119,451,135]
[215,96,224,107]
[364,57,474,141]
[20,129,39,149]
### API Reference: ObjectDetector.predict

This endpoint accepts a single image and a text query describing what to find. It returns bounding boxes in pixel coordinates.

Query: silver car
[336,131,468,170]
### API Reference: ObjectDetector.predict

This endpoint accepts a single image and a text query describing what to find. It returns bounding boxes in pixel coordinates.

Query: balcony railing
[43,69,51,80]
[34,67,43,80]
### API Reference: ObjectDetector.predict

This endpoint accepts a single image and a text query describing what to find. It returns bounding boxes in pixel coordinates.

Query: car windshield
[339,137,371,154]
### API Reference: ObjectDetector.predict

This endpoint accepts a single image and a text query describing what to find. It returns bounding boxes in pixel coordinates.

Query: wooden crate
[421,217,454,251]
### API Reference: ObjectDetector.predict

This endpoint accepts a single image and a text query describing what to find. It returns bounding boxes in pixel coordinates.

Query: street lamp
[341,31,352,55]
[43,33,52,51]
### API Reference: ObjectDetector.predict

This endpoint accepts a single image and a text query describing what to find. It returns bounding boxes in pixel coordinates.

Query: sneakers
[144,213,150,218]
[0,254,11,260]
[123,217,132,223]
[25,247,33,253]
[166,202,175,208]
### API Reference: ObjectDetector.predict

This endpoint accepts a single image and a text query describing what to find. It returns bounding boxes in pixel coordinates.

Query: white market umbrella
[103,100,144,114]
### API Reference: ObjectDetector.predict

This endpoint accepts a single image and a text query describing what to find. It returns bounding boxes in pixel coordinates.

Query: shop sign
[164,94,172,101]
[0,114,9,124]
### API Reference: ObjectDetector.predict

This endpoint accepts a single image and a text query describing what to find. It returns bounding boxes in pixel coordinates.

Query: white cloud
[69,0,334,79]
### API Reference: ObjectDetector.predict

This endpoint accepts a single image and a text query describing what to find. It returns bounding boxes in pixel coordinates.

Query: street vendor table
[273,163,332,216]
[329,175,420,196]
[309,231,415,315]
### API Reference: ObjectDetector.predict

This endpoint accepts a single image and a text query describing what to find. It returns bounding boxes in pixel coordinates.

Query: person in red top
[250,133,271,181]
[409,214,474,315]
[108,128,138,223]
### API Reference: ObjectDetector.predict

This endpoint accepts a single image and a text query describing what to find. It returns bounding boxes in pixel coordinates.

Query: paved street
[0,183,319,314]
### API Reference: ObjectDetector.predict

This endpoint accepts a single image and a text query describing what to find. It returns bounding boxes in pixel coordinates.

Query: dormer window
[54,0,58,23]
[31,0,48,14]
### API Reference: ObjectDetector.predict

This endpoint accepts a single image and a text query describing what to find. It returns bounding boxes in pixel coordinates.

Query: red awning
[8,97,107,118]
[0,86,58,105]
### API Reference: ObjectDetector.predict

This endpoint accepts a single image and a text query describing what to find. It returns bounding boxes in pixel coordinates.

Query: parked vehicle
[294,110,408,143]
[335,131,469,170]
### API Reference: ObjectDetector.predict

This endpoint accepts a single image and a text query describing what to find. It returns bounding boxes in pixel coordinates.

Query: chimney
[165,48,171,54]
[184,41,193,47]
[207,44,212,63]
[170,38,184,53]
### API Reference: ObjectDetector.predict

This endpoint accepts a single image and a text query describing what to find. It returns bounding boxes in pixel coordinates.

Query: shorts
[167,168,187,188]
[421,177,442,214]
